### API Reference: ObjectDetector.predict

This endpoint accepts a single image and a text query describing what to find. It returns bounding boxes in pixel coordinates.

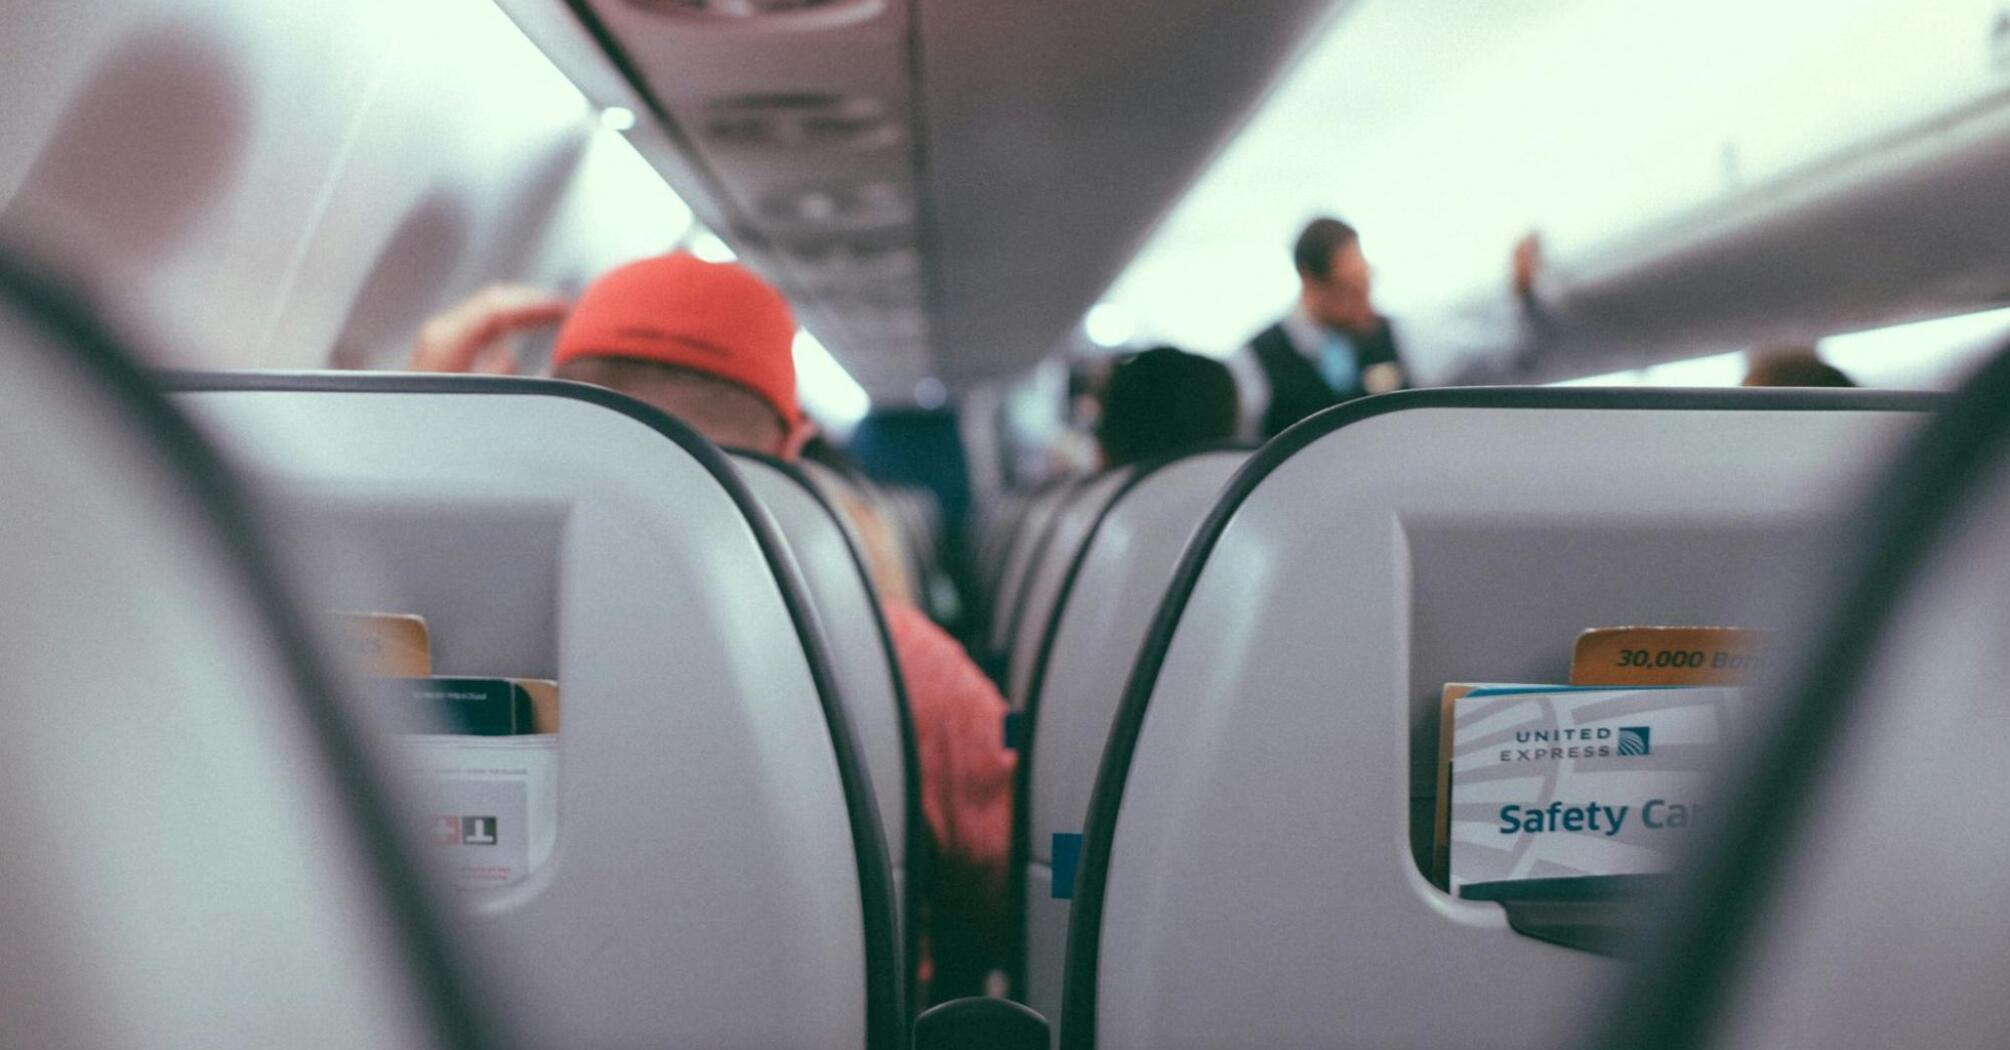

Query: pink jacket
[882,602,1016,910]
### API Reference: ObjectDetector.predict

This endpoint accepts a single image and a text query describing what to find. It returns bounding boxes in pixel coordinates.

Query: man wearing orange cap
[409,253,1014,1001]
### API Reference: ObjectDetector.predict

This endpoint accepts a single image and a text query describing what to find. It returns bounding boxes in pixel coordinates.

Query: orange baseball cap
[552,252,806,440]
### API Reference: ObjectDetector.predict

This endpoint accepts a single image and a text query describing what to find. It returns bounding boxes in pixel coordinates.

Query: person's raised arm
[407,284,571,375]
[1510,231,1545,306]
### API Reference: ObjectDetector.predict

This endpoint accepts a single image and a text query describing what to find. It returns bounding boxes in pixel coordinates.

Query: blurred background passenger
[1233,216,1408,440]
[1032,357,1107,477]
[1311,227,1586,389]
[1096,346,1240,467]
[803,434,920,609]
[1743,345,1858,388]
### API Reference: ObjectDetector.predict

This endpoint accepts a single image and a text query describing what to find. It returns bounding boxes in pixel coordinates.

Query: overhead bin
[1060,388,1937,1050]
[1012,448,1248,1024]
[1509,95,2010,380]
[0,260,492,1050]
[733,450,924,990]
[167,374,901,1050]
[1601,340,2010,1050]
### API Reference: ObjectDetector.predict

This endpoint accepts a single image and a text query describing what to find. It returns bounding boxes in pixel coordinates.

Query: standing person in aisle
[1232,216,1408,440]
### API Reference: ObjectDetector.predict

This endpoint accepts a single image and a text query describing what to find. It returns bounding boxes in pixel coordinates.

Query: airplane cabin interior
[5,1,2010,1047]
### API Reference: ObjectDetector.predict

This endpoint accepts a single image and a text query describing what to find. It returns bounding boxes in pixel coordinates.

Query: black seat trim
[734,448,930,1009]
[995,475,1089,666]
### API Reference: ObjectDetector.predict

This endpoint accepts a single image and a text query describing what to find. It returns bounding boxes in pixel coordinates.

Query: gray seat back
[882,484,943,585]
[735,452,923,978]
[1016,450,1246,1022]
[0,265,491,1050]
[1600,347,2010,1050]
[171,375,900,1050]
[976,490,1035,596]
[988,480,1080,656]
[1063,389,1936,1050]
[1005,468,1135,707]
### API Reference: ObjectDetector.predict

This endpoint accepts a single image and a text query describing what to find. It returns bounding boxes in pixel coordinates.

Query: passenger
[1232,216,1409,440]
[1047,357,1108,476]
[1095,346,1240,467]
[802,434,920,609]
[409,254,1014,1001]
[1743,346,1857,388]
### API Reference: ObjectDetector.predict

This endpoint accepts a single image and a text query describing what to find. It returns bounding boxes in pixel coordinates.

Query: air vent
[704,93,904,151]
[814,281,924,312]
[779,235,921,282]
[624,0,883,28]
[842,311,928,341]
[758,181,912,227]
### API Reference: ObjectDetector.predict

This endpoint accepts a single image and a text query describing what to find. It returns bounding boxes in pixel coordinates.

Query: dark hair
[1095,346,1240,467]
[1293,217,1360,281]
[1744,347,1856,388]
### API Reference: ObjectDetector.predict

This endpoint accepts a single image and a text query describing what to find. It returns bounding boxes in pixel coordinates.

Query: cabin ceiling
[525,0,1347,402]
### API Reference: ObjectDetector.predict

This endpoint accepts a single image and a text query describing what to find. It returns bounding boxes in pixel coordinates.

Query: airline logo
[1499,723,1657,762]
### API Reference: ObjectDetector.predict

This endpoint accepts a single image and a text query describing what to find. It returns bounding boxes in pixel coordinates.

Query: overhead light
[688,231,737,262]
[914,376,948,409]
[1551,368,1643,387]
[1820,305,2010,387]
[794,329,871,434]
[1084,301,1137,348]
[600,106,638,132]
[1554,350,1747,387]
[1638,350,1748,386]
[583,127,695,247]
